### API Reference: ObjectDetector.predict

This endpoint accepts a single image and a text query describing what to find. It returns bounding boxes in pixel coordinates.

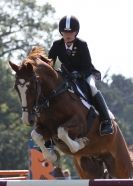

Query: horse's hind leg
[73,156,105,179]
[104,127,133,178]
[104,152,132,178]
[113,150,132,178]
[113,129,133,178]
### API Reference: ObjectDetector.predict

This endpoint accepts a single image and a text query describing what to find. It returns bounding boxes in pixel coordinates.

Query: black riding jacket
[48,38,101,79]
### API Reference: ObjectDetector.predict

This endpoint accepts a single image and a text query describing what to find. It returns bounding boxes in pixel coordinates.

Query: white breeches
[86,74,98,96]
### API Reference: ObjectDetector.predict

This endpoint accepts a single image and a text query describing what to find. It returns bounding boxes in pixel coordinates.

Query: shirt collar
[65,43,73,50]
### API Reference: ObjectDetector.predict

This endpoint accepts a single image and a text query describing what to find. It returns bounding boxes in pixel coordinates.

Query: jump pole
[0,179,133,186]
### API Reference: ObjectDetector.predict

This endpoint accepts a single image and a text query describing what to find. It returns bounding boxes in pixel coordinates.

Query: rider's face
[61,31,77,43]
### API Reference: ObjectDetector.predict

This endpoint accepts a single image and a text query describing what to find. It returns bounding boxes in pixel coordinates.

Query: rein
[34,79,69,114]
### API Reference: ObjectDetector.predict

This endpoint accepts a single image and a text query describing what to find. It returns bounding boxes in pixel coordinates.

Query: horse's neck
[40,70,62,96]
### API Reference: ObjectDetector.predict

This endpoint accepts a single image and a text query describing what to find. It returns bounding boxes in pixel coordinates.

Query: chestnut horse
[9,47,133,179]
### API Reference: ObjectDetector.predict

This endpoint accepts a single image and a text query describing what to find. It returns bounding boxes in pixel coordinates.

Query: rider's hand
[71,71,81,79]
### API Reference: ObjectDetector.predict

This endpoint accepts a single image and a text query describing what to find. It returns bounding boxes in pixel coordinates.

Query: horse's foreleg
[58,127,86,153]
[31,129,57,162]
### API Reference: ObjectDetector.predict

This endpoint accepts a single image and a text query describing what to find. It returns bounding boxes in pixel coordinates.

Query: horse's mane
[22,46,53,68]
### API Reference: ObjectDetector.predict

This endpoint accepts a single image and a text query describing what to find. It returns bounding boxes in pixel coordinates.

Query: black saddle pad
[72,79,93,105]
[58,68,93,105]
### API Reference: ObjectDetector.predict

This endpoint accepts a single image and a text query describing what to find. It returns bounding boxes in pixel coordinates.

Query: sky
[37,0,133,79]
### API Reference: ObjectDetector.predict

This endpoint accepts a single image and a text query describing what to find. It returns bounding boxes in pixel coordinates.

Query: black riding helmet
[59,15,80,34]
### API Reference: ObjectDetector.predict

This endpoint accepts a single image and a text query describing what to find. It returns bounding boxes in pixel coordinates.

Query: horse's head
[9,46,60,126]
[9,60,39,126]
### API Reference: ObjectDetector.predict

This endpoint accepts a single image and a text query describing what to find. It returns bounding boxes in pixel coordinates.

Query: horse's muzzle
[21,112,30,125]
[28,113,37,126]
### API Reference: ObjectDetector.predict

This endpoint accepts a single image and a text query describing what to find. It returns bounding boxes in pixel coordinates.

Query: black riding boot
[93,91,114,136]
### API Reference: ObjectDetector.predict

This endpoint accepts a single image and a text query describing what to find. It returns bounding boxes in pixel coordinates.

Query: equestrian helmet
[59,15,80,34]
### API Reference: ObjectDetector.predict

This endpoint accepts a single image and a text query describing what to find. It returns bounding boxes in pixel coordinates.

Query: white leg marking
[58,127,86,153]
[31,130,57,163]
[17,79,29,124]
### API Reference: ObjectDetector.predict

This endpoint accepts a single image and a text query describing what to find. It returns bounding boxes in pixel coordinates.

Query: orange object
[29,148,55,180]
[0,170,28,180]
[0,170,28,176]
[0,176,26,180]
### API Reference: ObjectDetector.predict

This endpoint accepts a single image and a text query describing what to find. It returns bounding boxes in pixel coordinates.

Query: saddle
[71,79,98,131]
[58,67,92,104]
[59,69,97,133]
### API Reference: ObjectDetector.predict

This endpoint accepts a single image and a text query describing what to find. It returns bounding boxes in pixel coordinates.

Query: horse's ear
[40,55,54,67]
[9,61,19,72]
[26,63,33,72]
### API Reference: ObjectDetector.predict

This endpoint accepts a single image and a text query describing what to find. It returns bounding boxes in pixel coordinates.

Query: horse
[9,46,133,179]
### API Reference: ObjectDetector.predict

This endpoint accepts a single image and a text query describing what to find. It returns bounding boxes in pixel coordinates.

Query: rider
[48,15,114,136]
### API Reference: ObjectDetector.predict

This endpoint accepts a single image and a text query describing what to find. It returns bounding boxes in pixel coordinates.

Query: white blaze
[17,79,30,124]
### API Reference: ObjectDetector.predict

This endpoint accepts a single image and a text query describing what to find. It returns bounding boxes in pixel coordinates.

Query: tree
[0,0,58,169]
[0,58,31,169]
[98,74,133,144]
[0,0,58,60]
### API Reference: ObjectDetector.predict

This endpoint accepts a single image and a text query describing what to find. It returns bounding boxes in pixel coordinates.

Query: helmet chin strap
[65,38,76,46]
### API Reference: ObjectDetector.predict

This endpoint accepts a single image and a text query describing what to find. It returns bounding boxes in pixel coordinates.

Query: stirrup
[99,120,114,136]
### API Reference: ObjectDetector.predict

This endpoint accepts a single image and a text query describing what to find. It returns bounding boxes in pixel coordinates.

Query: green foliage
[0,58,31,169]
[98,74,133,144]
[60,153,78,177]
[0,0,58,170]
[0,0,57,60]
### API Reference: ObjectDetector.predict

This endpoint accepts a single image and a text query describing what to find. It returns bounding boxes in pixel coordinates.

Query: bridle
[15,73,69,117]
[15,75,39,114]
